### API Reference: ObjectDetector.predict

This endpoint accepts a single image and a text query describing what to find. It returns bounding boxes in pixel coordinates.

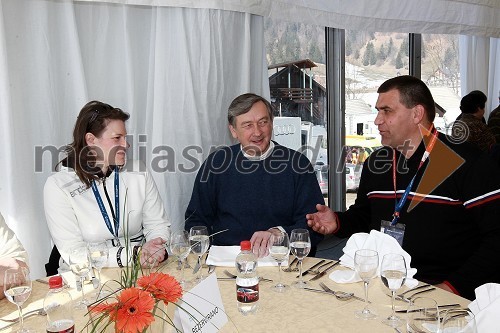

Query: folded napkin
[206,245,288,267]
[329,230,418,288]
[468,283,500,333]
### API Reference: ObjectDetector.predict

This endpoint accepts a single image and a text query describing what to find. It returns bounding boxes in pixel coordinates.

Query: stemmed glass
[189,226,210,282]
[380,253,407,327]
[3,267,35,333]
[441,309,477,333]
[289,229,311,289]
[69,246,91,309]
[87,241,109,299]
[407,297,440,333]
[268,231,290,293]
[354,249,379,319]
[170,230,191,287]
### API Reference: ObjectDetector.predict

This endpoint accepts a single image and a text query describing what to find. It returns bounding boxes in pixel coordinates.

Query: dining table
[0,255,471,333]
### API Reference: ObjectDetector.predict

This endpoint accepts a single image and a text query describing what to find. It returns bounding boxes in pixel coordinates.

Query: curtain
[76,0,500,37]
[0,0,269,278]
[459,36,500,117]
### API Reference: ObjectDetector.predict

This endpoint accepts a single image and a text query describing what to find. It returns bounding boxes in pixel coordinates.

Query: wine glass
[3,267,35,333]
[170,230,191,287]
[441,309,477,333]
[87,241,109,298]
[289,229,311,289]
[407,297,440,333]
[380,253,407,327]
[354,249,379,319]
[189,226,210,282]
[69,246,91,309]
[268,231,290,292]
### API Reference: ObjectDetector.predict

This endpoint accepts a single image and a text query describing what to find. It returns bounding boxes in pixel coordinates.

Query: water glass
[189,226,210,282]
[87,241,109,298]
[170,230,191,287]
[380,253,407,327]
[407,297,440,333]
[3,267,34,333]
[268,231,290,292]
[290,229,311,289]
[69,246,91,309]
[354,249,379,319]
[441,309,477,333]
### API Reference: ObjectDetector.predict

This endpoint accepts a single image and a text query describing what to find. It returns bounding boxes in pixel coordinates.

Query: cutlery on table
[308,261,333,275]
[397,283,431,298]
[319,282,367,303]
[297,259,325,278]
[395,303,461,313]
[223,269,273,282]
[282,257,298,272]
[303,287,354,301]
[208,264,215,274]
[309,261,340,281]
[395,287,436,302]
[192,259,202,274]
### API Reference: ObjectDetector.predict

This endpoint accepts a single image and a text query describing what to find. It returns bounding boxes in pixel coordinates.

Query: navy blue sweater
[185,143,324,248]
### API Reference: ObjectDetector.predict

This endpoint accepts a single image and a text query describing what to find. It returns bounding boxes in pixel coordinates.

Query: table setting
[1,226,474,333]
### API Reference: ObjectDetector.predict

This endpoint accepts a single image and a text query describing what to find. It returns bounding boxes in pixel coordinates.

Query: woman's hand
[140,237,167,267]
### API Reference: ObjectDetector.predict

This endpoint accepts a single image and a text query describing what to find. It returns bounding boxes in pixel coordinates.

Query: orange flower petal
[112,288,155,333]
[137,273,183,305]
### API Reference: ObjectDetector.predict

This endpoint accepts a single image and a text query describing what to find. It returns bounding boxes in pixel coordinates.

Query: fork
[222,270,273,282]
[319,282,367,303]
[0,308,46,323]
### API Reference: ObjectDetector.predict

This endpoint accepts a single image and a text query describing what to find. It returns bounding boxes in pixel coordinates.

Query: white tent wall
[1,0,499,279]
[0,0,268,278]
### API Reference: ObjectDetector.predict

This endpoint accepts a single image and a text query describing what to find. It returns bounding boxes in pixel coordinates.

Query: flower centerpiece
[88,268,183,333]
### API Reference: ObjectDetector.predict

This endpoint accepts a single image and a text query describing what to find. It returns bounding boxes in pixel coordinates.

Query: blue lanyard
[91,168,120,241]
[391,127,438,225]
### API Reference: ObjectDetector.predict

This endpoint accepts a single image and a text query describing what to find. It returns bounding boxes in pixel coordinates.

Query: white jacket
[44,160,170,267]
[0,212,28,263]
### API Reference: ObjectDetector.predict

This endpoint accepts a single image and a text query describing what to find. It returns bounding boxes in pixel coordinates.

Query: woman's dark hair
[460,90,487,114]
[58,100,129,188]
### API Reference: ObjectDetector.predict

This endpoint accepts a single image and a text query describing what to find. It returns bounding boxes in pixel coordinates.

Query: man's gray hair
[227,93,273,126]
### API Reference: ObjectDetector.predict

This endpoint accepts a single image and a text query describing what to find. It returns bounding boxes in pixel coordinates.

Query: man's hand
[141,237,167,267]
[250,230,279,258]
[306,204,338,235]
[0,258,28,299]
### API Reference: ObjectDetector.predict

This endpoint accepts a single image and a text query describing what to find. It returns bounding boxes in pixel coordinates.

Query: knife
[192,259,201,274]
[309,261,340,281]
[395,303,461,313]
[298,259,325,277]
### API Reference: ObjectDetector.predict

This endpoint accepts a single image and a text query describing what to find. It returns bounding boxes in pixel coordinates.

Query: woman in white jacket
[44,101,170,271]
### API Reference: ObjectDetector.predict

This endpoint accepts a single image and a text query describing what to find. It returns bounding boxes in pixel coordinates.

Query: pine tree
[395,51,404,69]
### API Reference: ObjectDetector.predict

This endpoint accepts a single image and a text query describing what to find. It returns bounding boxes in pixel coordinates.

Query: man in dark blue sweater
[185,93,324,257]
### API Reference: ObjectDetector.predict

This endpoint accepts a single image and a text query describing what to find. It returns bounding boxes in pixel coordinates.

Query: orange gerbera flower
[89,301,117,314]
[137,272,183,304]
[112,287,155,333]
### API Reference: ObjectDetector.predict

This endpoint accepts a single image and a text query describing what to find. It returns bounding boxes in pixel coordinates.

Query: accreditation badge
[380,220,406,246]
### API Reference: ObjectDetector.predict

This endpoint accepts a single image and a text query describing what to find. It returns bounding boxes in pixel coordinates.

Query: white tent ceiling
[76,0,500,37]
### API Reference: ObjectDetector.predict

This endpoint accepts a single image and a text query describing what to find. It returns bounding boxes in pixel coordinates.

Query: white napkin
[206,245,288,267]
[468,283,500,333]
[329,230,418,288]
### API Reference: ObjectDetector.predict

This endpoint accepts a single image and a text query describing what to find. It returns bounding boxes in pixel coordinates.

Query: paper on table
[206,245,289,267]
[468,283,500,333]
[329,230,418,288]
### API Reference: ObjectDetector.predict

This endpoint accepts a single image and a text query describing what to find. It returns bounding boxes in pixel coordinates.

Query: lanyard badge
[91,168,120,246]
[381,127,438,246]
